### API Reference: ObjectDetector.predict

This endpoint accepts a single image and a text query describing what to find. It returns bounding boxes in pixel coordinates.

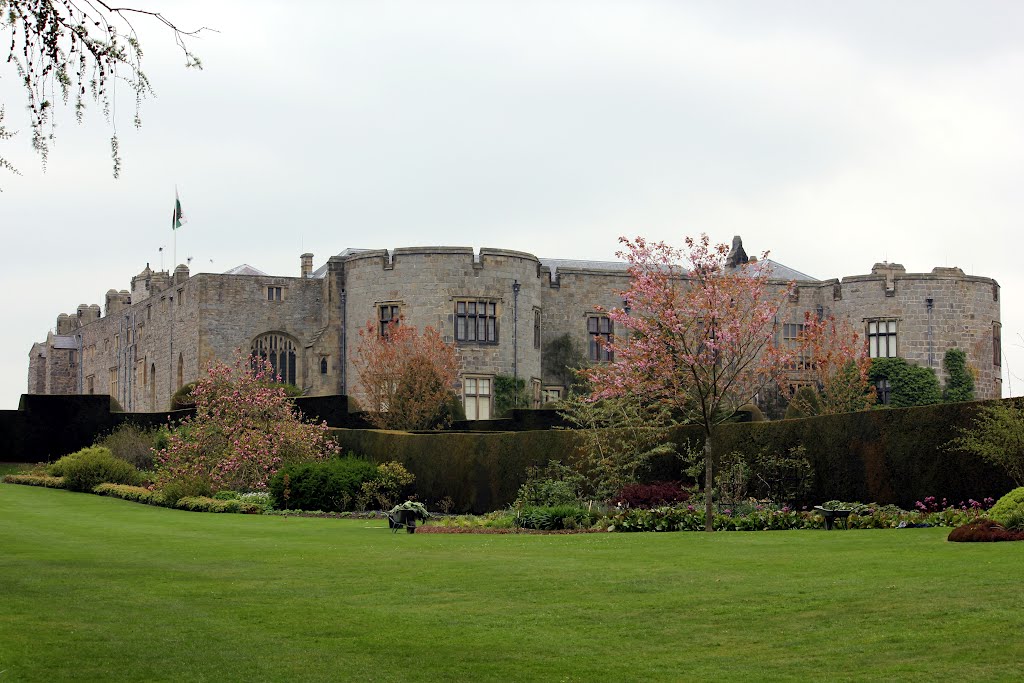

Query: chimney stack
[301,253,314,278]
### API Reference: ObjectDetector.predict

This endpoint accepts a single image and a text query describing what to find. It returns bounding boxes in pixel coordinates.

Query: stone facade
[27,239,1003,414]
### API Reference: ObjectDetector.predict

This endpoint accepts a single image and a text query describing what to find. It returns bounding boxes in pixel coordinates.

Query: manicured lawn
[2,484,1022,682]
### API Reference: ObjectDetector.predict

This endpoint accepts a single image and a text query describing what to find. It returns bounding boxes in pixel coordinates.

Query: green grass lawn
[2,484,1023,682]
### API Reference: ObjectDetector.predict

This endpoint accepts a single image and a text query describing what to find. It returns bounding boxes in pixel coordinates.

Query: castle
[27,238,1003,414]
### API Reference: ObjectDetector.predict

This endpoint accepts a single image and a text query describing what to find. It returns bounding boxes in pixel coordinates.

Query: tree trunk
[704,431,714,532]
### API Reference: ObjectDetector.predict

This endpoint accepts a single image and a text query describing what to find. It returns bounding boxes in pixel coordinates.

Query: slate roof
[540,256,818,282]
[222,264,268,276]
[52,335,79,349]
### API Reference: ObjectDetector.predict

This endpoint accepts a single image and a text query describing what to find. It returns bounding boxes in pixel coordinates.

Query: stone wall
[828,265,1000,399]
[340,247,544,406]
[27,245,1005,414]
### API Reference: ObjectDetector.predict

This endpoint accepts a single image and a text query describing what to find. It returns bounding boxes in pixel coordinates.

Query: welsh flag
[172,190,187,230]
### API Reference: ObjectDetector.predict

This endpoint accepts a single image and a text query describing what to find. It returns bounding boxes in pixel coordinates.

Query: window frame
[454,299,499,344]
[587,314,614,362]
[867,318,898,359]
[782,322,807,369]
[994,322,1002,367]
[462,375,493,420]
[379,303,401,337]
[251,332,299,386]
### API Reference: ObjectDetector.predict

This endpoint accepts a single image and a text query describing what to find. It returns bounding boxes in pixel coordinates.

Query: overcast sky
[2,0,1023,409]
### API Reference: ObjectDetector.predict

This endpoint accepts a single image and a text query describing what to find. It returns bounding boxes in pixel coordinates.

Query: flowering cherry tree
[583,234,795,530]
[154,351,338,494]
[785,313,875,416]
[353,318,461,430]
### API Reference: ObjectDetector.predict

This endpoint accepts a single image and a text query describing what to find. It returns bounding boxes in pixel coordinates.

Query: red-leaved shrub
[612,481,690,509]
[947,519,1024,543]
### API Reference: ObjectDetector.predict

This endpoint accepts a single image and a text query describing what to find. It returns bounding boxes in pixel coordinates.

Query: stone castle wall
[27,245,1004,411]
[341,247,544,406]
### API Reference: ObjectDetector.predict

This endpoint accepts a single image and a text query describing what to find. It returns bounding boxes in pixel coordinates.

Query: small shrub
[948,519,1024,542]
[612,481,689,509]
[515,461,585,507]
[174,496,262,513]
[269,454,379,512]
[159,475,213,505]
[987,487,1024,526]
[2,474,66,488]
[361,461,416,510]
[93,483,167,506]
[517,504,597,531]
[95,423,161,469]
[49,446,141,492]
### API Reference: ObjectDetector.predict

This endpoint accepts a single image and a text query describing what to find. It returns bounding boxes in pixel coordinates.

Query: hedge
[334,400,1019,513]
[332,428,585,513]
[707,399,1017,508]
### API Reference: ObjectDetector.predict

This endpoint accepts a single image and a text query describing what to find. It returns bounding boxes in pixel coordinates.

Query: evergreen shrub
[1,474,66,488]
[987,487,1024,527]
[516,504,597,530]
[95,422,161,469]
[49,446,141,492]
[93,483,166,505]
[269,454,378,512]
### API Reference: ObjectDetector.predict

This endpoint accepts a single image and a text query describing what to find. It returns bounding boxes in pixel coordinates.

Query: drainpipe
[926,298,934,367]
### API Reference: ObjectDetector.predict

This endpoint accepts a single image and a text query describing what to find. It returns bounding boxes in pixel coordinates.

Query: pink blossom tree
[154,351,338,496]
[583,234,795,531]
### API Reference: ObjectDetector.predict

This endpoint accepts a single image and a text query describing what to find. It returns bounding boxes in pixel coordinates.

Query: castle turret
[173,264,190,285]
[131,264,154,302]
[105,289,130,316]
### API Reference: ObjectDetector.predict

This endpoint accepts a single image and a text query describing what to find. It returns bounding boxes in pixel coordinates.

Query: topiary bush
[269,454,379,511]
[170,382,198,410]
[49,446,142,492]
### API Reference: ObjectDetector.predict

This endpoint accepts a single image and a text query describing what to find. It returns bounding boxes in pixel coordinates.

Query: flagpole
[173,185,178,269]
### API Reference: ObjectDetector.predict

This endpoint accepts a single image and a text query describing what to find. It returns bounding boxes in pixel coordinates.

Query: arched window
[251,332,299,386]
[177,353,184,389]
[150,363,157,410]
[320,357,328,374]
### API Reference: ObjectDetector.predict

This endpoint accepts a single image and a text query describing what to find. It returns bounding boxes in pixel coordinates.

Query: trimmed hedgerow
[712,400,1017,509]
[174,496,263,514]
[92,483,166,506]
[2,474,66,488]
[48,446,142,492]
[331,399,1021,513]
[333,428,586,514]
